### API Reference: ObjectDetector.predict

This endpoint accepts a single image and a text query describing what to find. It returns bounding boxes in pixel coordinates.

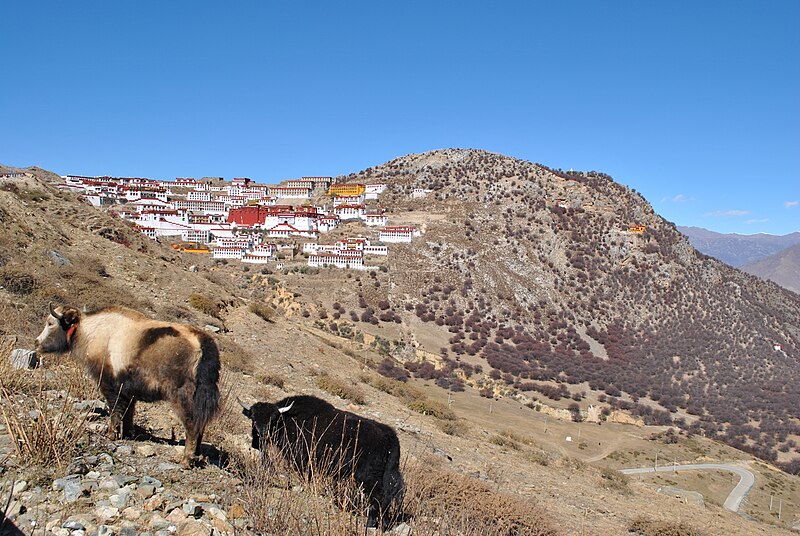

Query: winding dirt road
[621,463,755,512]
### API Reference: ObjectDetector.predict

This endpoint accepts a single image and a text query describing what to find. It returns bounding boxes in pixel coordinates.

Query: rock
[136,445,157,457]
[52,529,70,536]
[137,484,156,500]
[204,324,221,333]
[207,506,227,522]
[12,480,27,495]
[95,505,120,520]
[211,518,235,535]
[148,513,172,531]
[156,462,181,472]
[178,519,212,536]
[86,470,101,480]
[166,508,187,524]
[140,476,162,488]
[109,486,133,508]
[62,520,85,531]
[112,475,137,486]
[390,522,413,535]
[188,265,198,272]
[10,348,38,369]
[118,525,140,536]
[28,409,41,421]
[88,422,109,434]
[48,250,72,266]
[182,500,202,518]
[120,506,142,521]
[55,475,84,502]
[115,445,134,456]
[3,500,24,520]
[80,480,98,494]
[97,525,115,536]
[142,494,165,512]
[96,453,114,468]
[66,461,91,475]
[98,477,119,491]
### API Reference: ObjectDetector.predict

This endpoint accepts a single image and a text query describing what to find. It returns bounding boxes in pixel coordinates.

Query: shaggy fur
[242,395,404,528]
[36,305,220,466]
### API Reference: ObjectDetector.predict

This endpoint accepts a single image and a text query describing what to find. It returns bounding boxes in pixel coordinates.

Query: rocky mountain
[741,243,800,294]
[678,226,800,267]
[1,155,799,534]
[337,150,800,471]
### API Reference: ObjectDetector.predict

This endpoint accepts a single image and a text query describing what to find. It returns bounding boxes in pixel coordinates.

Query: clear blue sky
[2,1,798,234]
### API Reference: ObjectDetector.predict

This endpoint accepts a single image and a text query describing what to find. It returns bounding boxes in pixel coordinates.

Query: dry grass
[248,302,275,323]
[628,516,704,536]
[0,339,102,469]
[189,292,220,318]
[228,431,559,536]
[255,371,286,389]
[218,338,256,374]
[315,374,367,405]
[599,467,632,494]
[361,373,457,420]
[0,384,91,469]
[228,439,374,535]
[402,456,560,535]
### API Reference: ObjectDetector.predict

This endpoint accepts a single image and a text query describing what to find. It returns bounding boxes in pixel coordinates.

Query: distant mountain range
[678,226,800,267]
[740,243,800,294]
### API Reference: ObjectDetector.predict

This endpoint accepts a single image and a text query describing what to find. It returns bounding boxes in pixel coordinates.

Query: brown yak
[35,304,220,467]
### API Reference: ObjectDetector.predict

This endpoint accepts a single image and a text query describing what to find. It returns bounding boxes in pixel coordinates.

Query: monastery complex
[53,173,420,270]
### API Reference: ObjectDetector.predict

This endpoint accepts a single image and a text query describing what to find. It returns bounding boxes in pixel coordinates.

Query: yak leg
[121,399,136,438]
[172,395,202,468]
[100,380,127,440]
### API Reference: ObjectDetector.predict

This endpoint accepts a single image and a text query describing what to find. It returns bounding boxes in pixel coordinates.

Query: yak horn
[278,401,294,414]
[236,397,251,412]
[49,302,63,320]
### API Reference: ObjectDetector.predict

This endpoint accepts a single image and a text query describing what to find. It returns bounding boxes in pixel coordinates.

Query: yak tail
[192,333,221,428]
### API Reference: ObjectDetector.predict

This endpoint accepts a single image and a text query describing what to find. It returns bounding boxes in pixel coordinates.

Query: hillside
[336,149,800,471]
[0,158,799,534]
[741,243,800,294]
[678,226,800,267]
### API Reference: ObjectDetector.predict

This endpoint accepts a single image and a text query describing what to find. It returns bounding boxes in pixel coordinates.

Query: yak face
[35,304,80,353]
[241,400,295,450]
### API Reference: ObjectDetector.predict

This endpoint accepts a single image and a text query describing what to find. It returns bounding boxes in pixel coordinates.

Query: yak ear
[237,398,252,418]
[61,307,80,326]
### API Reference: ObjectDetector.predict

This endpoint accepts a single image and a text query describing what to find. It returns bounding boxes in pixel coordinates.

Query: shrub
[0,269,36,295]
[599,467,631,494]
[248,302,275,322]
[406,399,456,421]
[628,516,703,536]
[256,372,286,389]
[315,375,367,405]
[376,358,409,382]
[189,292,220,318]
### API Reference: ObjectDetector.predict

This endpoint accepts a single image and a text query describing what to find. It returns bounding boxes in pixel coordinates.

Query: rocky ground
[1,391,248,536]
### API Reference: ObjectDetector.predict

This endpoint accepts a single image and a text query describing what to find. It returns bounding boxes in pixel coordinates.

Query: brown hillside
[0,158,798,534]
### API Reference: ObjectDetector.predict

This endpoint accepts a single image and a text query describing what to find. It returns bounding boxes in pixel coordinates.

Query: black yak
[240,395,404,528]
[35,304,220,467]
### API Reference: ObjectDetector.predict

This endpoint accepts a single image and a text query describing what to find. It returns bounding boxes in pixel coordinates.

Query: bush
[628,516,703,536]
[406,399,456,421]
[256,372,286,389]
[189,292,220,318]
[315,375,367,405]
[599,467,631,494]
[248,302,275,322]
[0,269,36,295]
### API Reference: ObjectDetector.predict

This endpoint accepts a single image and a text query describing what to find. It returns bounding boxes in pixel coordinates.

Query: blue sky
[1,1,798,234]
